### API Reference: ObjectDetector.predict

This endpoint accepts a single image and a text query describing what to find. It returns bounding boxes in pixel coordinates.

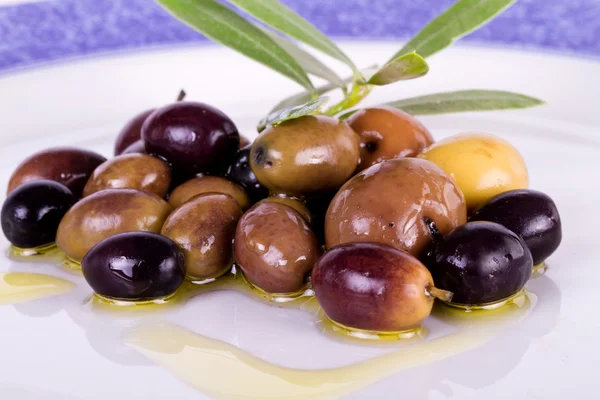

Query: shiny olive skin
[1,180,75,248]
[168,176,250,210]
[226,145,269,202]
[83,154,171,198]
[423,221,533,305]
[7,147,106,197]
[234,201,320,294]
[162,193,243,281]
[347,106,434,172]
[114,109,154,156]
[469,189,562,265]
[82,232,185,301]
[313,242,438,332]
[142,102,239,175]
[122,140,146,155]
[56,189,171,262]
[258,196,312,224]
[325,158,467,257]
[251,115,360,196]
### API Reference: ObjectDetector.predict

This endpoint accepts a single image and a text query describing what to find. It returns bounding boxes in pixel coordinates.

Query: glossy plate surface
[0,43,597,399]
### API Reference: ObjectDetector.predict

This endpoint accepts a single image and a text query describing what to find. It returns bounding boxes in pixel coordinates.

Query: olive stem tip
[177,89,187,102]
[427,285,453,302]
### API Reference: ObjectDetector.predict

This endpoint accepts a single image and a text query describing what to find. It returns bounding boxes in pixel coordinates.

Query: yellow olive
[250,115,360,196]
[347,106,434,172]
[418,133,529,210]
[258,195,312,224]
[161,193,243,281]
[56,189,171,262]
[168,176,250,210]
[83,154,171,198]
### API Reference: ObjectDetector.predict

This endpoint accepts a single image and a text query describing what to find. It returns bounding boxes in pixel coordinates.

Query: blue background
[0,0,599,73]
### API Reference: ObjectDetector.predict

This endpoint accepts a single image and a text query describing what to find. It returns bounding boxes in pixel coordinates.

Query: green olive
[56,189,171,262]
[250,116,359,196]
[161,193,243,281]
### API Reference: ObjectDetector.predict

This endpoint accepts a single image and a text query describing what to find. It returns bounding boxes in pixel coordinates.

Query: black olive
[1,180,75,248]
[81,232,185,301]
[226,145,269,202]
[423,221,533,306]
[469,189,562,265]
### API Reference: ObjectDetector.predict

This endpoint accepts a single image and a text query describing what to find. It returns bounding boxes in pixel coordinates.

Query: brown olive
[168,176,250,210]
[8,147,106,197]
[83,154,171,198]
[347,106,434,172]
[325,158,466,257]
[258,195,312,224]
[234,201,320,294]
[56,189,171,262]
[313,242,451,332]
[250,115,360,196]
[162,193,243,281]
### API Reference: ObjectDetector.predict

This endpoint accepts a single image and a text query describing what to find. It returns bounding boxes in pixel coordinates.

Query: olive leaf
[367,52,429,86]
[389,0,517,61]
[384,90,545,115]
[226,0,357,73]
[258,96,329,132]
[260,28,346,88]
[157,0,314,92]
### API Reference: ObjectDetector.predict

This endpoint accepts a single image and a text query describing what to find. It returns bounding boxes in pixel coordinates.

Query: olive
[234,201,320,294]
[469,189,562,265]
[161,193,243,281]
[7,147,106,197]
[168,176,250,210]
[250,115,360,196]
[114,109,154,156]
[83,154,171,198]
[56,189,171,262]
[142,102,239,175]
[122,140,146,155]
[347,106,434,172]
[423,221,533,306]
[1,180,76,248]
[312,242,451,332]
[306,191,336,244]
[418,133,529,211]
[82,232,185,301]
[325,158,466,257]
[258,195,311,224]
[226,145,269,202]
[239,135,251,149]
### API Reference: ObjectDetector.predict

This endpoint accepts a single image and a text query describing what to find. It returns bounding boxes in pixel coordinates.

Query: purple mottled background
[0,0,599,73]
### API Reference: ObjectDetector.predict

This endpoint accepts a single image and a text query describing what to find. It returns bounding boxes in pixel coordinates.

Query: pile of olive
[1,101,562,335]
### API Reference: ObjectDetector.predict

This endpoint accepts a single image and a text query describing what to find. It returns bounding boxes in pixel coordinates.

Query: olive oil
[0,272,75,305]
[125,292,535,400]
[533,262,547,277]
[443,289,526,311]
[8,243,61,258]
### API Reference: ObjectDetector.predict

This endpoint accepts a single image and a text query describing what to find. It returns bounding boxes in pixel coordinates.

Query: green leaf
[384,90,545,115]
[227,0,357,73]
[157,0,314,92]
[258,96,329,132]
[367,52,429,85]
[260,28,346,88]
[389,0,517,61]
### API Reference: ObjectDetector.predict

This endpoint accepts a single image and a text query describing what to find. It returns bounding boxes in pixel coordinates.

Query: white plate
[0,42,598,400]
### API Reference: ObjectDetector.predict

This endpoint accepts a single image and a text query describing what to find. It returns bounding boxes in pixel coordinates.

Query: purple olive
[469,189,562,265]
[226,145,269,202]
[142,102,239,176]
[7,147,106,197]
[82,232,185,301]
[114,109,154,156]
[122,140,146,155]
[423,221,533,306]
